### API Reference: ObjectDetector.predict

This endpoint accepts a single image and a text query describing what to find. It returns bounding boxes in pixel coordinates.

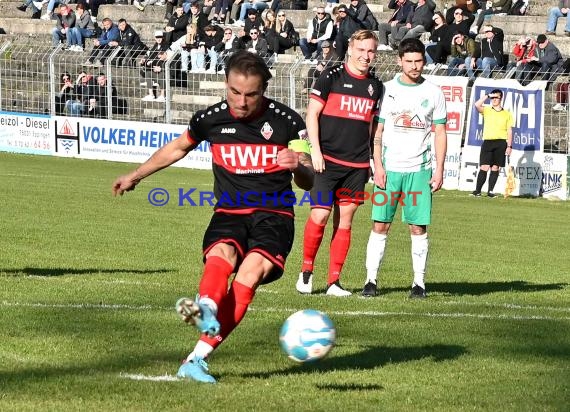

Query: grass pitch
[0,152,569,411]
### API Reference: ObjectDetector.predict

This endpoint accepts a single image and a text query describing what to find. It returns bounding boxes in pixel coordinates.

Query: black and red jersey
[185,97,307,216]
[310,64,383,168]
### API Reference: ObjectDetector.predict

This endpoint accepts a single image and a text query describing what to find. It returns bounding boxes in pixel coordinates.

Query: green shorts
[370,169,432,225]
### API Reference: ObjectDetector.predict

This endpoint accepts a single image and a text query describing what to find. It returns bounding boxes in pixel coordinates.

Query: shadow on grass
[237,344,467,379]
[0,267,173,277]
[315,383,384,392]
[370,281,567,296]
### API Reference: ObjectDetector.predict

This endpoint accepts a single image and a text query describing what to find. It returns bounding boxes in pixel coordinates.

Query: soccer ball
[279,309,336,362]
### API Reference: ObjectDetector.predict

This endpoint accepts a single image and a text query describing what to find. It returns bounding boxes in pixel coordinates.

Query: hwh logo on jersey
[340,96,374,114]
[216,144,278,167]
[323,93,375,122]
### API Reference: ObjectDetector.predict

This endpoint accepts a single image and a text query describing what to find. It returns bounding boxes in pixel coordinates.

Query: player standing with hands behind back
[362,38,447,299]
[296,30,383,297]
[112,51,314,384]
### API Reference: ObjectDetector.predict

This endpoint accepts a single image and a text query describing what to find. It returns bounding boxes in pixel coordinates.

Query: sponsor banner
[426,75,469,190]
[0,111,53,155]
[52,116,212,170]
[541,153,567,200]
[459,79,546,196]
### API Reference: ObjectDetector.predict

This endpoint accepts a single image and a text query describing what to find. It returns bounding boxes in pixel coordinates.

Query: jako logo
[221,128,237,134]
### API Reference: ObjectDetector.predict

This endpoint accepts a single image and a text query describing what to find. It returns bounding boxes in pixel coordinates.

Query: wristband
[507,145,512,148]
[288,139,310,154]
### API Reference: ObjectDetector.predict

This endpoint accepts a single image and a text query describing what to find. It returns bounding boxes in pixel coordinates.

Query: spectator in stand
[212,0,232,24]
[377,0,414,51]
[299,6,333,62]
[533,34,565,82]
[164,0,177,21]
[448,7,473,38]
[425,11,452,64]
[512,35,538,85]
[235,0,270,26]
[65,71,96,116]
[51,3,75,49]
[347,0,379,31]
[188,0,210,39]
[264,10,297,58]
[112,19,147,67]
[445,0,479,25]
[334,4,363,58]
[84,17,120,67]
[214,28,246,71]
[305,40,338,90]
[87,73,118,118]
[68,3,95,53]
[447,31,478,75]
[16,0,43,19]
[244,8,264,38]
[180,24,204,73]
[38,0,74,21]
[83,0,104,22]
[546,1,570,36]
[202,24,224,73]
[164,4,190,47]
[473,0,512,35]
[55,72,74,115]
[553,80,569,111]
[390,0,436,47]
[140,30,169,101]
[466,24,504,81]
[245,27,270,61]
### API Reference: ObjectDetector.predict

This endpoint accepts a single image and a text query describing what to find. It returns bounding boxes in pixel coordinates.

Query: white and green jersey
[377,76,447,173]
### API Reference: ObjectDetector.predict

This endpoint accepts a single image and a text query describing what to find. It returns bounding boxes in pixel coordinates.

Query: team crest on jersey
[368,84,374,97]
[261,122,273,140]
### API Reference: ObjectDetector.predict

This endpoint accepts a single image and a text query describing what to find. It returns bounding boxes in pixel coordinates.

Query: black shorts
[202,211,295,284]
[480,140,507,167]
[310,161,369,208]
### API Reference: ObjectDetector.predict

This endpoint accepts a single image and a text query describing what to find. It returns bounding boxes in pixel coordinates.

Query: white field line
[2,301,569,321]
[119,373,180,382]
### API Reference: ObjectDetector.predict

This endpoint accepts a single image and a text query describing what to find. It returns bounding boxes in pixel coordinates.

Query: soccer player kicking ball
[112,51,314,383]
[296,29,383,297]
[362,38,447,299]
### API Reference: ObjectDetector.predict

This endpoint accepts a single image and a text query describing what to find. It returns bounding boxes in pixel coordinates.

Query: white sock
[411,233,428,289]
[186,341,214,362]
[365,231,387,284]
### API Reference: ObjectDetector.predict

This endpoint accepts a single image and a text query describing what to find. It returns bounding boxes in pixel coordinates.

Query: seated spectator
[202,24,224,73]
[51,3,75,49]
[305,40,338,89]
[65,71,96,116]
[244,8,264,39]
[334,4,363,58]
[187,0,209,39]
[179,24,204,73]
[466,24,503,80]
[264,10,298,56]
[68,3,95,52]
[55,72,74,115]
[164,0,177,21]
[39,0,69,21]
[553,79,569,111]
[445,0,479,25]
[347,0,379,32]
[87,73,118,118]
[140,30,169,101]
[214,28,246,72]
[378,0,414,50]
[391,0,436,47]
[112,19,147,67]
[211,0,231,24]
[546,1,570,36]
[448,7,473,38]
[447,31,478,75]
[508,0,528,15]
[473,0,512,35]
[425,11,452,64]
[299,6,333,61]
[16,0,43,19]
[82,0,104,21]
[533,34,565,82]
[83,18,120,67]
[245,27,273,65]
[164,4,189,47]
[235,0,270,26]
[512,35,538,85]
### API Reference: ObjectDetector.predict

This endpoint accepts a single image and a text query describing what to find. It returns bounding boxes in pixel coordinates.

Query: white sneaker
[32,0,45,9]
[552,103,566,111]
[142,94,155,101]
[133,0,144,11]
[154,95,166,102]
[295,271,313,294]
[326,281,352,297]
[40,12,51,20]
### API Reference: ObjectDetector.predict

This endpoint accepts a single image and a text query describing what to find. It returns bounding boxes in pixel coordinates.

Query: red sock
[198,256,234,307]
[328,228,351,285]
[302,217,326,272]
[200,281,255,349]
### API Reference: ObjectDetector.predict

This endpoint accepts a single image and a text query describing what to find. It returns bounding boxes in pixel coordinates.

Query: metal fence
[0,39,568,154]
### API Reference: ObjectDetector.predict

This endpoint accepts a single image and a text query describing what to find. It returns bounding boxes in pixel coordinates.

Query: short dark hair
[490,89,503,98]
[537,34,547,44]
[118,18,127,24]
[398,37,425,58]
[225,51,272,89]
